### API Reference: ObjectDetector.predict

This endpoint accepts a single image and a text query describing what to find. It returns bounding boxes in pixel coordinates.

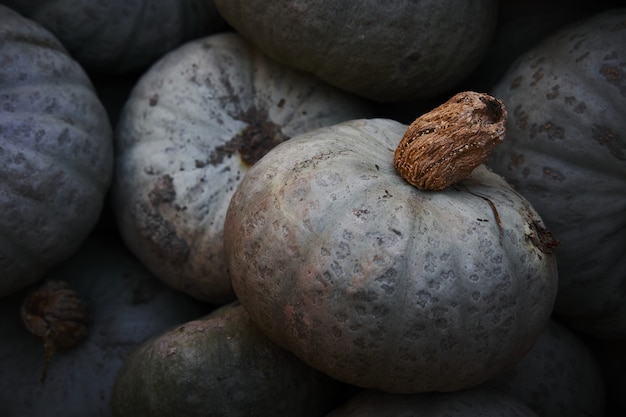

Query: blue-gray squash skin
[0,0,227,74]
[214,0,498,102]
[110,302,340,417]
[0,5,113,297]
[487,9,626,339]
[224,118,559,393]
[112,32,370,304]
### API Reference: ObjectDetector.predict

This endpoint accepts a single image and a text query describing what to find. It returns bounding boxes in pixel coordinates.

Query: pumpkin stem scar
[454,183,504,244]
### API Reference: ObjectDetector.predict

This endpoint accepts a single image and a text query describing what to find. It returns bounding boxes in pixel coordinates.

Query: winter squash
[110,302,341,417]
[0,235,209,417]
[0,5,113,297]
[487,9,626,338]
[112,32,370,303]
[325,386,539,417]
[487,318,606,417]
[223,118,559,393]
[214,0,498,102]
[0,0,227,74]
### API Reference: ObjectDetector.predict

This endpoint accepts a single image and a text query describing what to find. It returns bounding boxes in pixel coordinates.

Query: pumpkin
[223,118,559,393]
[487,318,606,417]
[0,235,209,417]
[325,386,539,417]
[487,9,626,339]
[112,32,370,303]
[0,5,113,297]
[462,0,601,92]
[110,301,341,417]
[1,0,227,74]
[214,0,498,102]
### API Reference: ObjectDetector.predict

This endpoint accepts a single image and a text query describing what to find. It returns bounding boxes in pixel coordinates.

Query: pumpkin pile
[0,1,624,416]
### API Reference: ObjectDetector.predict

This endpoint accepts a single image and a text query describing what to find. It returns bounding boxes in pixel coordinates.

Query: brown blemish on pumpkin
[196,106,289,168]
[135,175,190,265]
[513,105,528,129]
[599,63,625,97]
[591,124,625,161]
[149,94,159,107]
[529,70,544,86]
[526,221,559,255]
[542,167,565,181]
[546,85,559,100]
[530,121,564,140]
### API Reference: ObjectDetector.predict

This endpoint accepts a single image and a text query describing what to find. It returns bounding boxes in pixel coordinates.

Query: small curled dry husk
[21,280,89,382]
[394,91,507,191]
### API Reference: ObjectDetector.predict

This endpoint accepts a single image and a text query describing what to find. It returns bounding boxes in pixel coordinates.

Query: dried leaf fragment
[394,91,507,190]
[21,280,89,382]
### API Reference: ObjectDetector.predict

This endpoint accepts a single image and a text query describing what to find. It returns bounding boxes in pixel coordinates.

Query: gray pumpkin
[224,118,559,393]
[0,5,113,297]
[113,32,370,303]
[110,302,340,417]
[214,0,498,102]
[1,0,227,74]
[487,9,626,338]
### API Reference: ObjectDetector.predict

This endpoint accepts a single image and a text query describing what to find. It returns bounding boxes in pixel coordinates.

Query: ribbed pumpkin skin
[0,6,113,297]
[110,302,340,417]
[1,0,227,74]
[224,118,558,393]
[113,32,369,303]
[214,0,497,102]
[487,9,626,338]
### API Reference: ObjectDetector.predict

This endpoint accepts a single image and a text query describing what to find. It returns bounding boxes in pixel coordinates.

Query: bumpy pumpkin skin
[2,0,227,74]
[326,386,539,417]
[110,302,340,417]
[487,9,626,338]
[0,236,209,417]
[113,32,370,303]
[0,6,113,297]
[224,119,558,393]
[214,0,497,102]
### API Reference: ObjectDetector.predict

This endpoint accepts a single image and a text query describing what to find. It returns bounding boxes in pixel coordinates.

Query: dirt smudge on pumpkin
[599,63,625,97]
[135,174,190,266]
[526,220,559,256]
[591,124,625,161]
[196,107,288,169]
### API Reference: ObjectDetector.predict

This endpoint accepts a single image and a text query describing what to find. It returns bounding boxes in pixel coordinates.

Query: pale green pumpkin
[224,118,559,393]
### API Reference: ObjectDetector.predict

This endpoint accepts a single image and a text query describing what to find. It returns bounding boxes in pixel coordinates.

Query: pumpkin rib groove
[225,118,558,392]
[113,32,370,302]
[0,121,110,188]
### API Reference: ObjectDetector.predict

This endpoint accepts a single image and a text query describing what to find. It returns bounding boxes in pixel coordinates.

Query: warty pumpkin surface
[0,5,113,297]
[223,118,559,393]
[113,32,370,303]
[487,8,626,338]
